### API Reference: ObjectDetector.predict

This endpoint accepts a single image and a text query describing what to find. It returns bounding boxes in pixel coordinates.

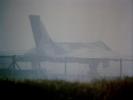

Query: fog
[0,0,133,81]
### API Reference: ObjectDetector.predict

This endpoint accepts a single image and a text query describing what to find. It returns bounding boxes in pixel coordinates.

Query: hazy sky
[0,0,133,56]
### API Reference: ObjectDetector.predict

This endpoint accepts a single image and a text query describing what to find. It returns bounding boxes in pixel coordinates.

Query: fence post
[64,58,67,80]
[120,58,122,79]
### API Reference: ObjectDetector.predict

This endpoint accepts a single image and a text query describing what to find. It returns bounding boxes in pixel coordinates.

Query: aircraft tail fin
[29,15,53,48]
[29,15,66,55]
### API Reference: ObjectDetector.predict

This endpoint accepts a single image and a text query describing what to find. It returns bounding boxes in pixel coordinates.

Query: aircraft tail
[29,15,53,48]
[29,15,66,56]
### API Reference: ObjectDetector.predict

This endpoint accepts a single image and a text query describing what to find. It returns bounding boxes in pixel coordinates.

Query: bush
[0,77,133,100]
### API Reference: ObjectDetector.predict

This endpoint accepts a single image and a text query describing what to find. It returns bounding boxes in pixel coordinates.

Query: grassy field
[0,77,133,100]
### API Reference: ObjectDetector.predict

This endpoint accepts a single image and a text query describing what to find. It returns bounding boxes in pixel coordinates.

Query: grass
[0,77,133,100]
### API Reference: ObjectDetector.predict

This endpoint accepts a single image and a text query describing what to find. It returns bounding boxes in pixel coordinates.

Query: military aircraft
[0,15,122,79]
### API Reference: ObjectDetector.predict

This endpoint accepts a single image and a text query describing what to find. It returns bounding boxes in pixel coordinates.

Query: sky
[0,0,133,57]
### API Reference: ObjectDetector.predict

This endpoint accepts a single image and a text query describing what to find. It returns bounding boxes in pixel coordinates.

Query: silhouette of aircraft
[17,15,122,77]
[0,15,122,78]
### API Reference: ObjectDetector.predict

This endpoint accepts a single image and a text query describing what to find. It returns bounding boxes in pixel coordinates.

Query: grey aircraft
[0,15,122,79]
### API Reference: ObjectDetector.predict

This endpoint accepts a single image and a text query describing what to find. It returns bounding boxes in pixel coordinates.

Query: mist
[0,0,133,82]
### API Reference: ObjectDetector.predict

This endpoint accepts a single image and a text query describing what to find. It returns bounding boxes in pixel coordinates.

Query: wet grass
[0,77,133,100]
